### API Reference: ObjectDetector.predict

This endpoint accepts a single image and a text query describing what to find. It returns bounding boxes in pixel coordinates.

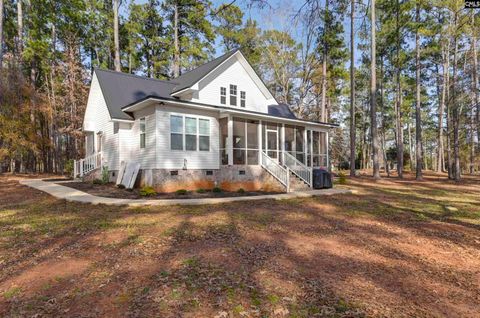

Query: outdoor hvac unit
[312,168,333,189]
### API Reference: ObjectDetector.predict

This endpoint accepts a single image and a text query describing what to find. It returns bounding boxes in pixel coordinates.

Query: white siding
[190,56,277,113]
[83,73,119,170]
[156,104,220,169]
[119,106,157,169]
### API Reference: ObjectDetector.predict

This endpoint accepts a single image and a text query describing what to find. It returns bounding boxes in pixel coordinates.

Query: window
[230,84,237,106]
[233,118,259,165]
[140,118,146,149]
[170,115,183,150]
[240,91,246,107]
[170,115,210,152]
[113,122,119,134]
[185,117,197,151]
[220,87,226,104]
[199,118,210,151]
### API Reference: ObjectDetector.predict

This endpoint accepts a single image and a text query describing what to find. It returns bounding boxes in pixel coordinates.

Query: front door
[266,129,278,160]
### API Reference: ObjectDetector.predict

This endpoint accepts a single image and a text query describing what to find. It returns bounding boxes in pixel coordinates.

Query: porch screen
[233,118,259,165]
[284,125,305,163]
[307,131,327,167]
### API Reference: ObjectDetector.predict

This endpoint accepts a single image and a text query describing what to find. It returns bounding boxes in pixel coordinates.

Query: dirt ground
[0,171,479,317]
[62,181,283,200]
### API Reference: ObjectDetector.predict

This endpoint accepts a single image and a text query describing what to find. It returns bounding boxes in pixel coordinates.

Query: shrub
[101,165,109,184]
[212,187,222,193]
[92,179,103,185]
[64,159,74,176]
[196,188,206,193]
[237,188,245,193]
[176,189,188,195]
[117,184,125,189]
[337,171,347,185]
[140,186,156,196]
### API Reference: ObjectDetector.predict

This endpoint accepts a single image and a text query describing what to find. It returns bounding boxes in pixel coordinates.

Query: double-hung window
[220,87,226,104]
[140,118,146,148]
[185,117,197,151]
[240,91,246,107]
[170,115,210,151]
[199,119,210,151]
[230,84,237,106]
[170,115,183,150]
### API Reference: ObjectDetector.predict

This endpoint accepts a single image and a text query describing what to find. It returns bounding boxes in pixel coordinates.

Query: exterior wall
[83,73,119,170]
[146,166,285,193]
[155,104,220,170]
[119,106,156,169]
[190,56,277,113]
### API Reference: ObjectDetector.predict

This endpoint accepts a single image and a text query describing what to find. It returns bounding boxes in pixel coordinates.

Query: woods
[0,0,479,180]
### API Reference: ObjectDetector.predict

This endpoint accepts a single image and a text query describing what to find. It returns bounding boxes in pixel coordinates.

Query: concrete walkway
[19,179,352,207]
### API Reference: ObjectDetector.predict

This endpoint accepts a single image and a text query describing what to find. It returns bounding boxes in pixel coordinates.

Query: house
[76,49,337,192]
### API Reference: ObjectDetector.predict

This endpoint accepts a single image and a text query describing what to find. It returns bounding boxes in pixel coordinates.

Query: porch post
[227,115,233,165]
[281,123,285,164]
[303,128,307,164]
[326,131,330,171]
[258,120,263,164]
[310,130,313,167]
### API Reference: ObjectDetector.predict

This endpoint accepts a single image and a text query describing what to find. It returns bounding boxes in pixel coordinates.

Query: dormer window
[220,87,226,104]
[230,84,237,106]
[240,91,246,107]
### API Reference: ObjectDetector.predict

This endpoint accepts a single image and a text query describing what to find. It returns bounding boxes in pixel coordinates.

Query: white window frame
[139,118,146,149]
[220,87,226,105]
[230,84,237,106]
[240,91,246,107]
[169,114,210,152]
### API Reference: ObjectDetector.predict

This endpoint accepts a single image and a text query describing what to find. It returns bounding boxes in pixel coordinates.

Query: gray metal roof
[95,68,178,120]
[93,49,302,122]
[171,49,239,94]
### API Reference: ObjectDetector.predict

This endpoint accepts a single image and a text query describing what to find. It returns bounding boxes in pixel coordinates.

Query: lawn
[0,172,479,317]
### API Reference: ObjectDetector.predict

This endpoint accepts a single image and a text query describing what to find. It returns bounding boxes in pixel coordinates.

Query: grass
[1,172,480,317]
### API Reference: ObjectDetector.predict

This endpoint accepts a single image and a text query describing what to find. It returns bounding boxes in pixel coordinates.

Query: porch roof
[121,96,339,129]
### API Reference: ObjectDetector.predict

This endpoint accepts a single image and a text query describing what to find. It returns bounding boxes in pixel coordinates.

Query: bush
[140,186,156,196]
[337,171,347,185]
[64,159,74,176]
[176,189,188,195]
[117,184,125,189]
[212,187,222,193]
[92,179,103,185]
[196,188,206,193]
[237,188,245,193]
[101,165,109,184]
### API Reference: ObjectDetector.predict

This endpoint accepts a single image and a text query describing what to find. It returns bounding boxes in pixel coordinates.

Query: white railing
[261,152,290,191]
[74,152,102,178]
[284,151,312,187]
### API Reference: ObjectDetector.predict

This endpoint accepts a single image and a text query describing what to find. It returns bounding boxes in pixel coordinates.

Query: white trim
[110,118,134,123]
[170,87,195,97]
[122,97,336,129]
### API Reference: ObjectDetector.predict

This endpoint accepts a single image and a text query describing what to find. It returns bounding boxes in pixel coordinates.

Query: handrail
[261,152,289,191]
[74,152,102,178]
[283,151,312,187]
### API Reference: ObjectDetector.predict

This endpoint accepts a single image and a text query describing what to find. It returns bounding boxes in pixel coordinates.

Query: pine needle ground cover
[0,173,479,317]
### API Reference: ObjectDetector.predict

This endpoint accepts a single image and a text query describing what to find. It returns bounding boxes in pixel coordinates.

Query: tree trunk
[395,0,403,178]
[437,45,447,173]
[371,0,380,179]
[415,3,423,180]
[349,0,356,177]
[380,55,389,176]
[17,0,23,58]
[472,13,479,172]
[173,3,180,78]
[321,0,329,123]
[0,0,4,68]
[408,121,414,171]
[452,15,460,181]
[113,0,121,72]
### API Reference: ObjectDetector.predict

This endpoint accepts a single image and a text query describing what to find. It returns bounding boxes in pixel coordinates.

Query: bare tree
[113,0,121,72]
[415,1,423,180]
[371,0,380,179]
[349,0,356,177]
[0,0,3,68]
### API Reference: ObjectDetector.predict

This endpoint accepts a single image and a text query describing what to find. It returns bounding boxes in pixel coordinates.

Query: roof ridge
[94,68,178,85]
